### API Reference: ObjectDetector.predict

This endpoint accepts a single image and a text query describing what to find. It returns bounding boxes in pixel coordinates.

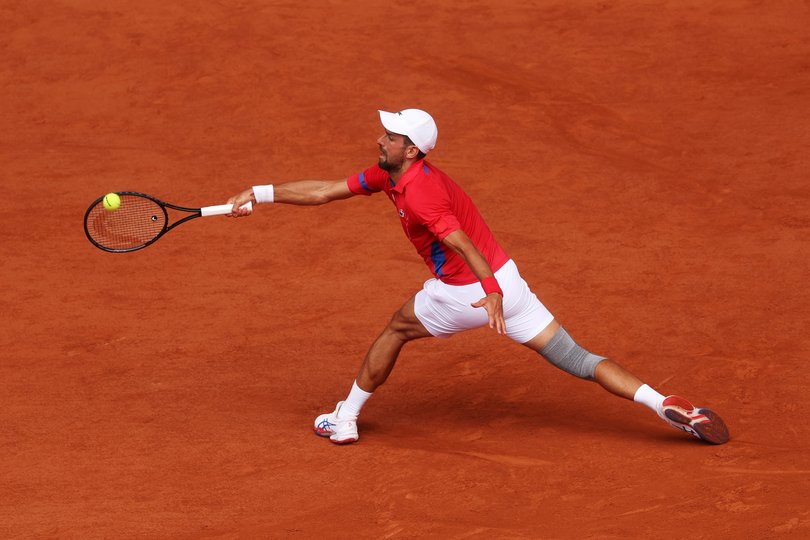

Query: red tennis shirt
[347,159,509,285]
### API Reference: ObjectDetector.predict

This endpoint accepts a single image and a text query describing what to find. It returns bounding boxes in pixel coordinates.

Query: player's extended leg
[521,321,729,444]
[313,295,432,444]
[522,320,643,400]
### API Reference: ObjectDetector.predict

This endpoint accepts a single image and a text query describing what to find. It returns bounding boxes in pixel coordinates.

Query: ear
[404,144,421,159]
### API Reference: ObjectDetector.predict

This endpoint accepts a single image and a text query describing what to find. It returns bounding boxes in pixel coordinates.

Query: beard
[378,153,403,172]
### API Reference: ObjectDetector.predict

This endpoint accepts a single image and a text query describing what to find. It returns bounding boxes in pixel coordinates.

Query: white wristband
[252,184,275,204]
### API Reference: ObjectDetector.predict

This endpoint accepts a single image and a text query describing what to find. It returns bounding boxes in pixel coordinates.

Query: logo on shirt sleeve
[399,209,405,218]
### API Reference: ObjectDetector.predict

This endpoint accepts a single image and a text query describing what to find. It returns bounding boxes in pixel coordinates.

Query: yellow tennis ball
[103,192,121,211]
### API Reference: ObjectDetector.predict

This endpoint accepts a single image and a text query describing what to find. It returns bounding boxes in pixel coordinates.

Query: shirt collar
[391,159,426,193]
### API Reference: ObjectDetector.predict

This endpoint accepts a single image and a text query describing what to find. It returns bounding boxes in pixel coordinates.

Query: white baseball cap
[378,109,438,154]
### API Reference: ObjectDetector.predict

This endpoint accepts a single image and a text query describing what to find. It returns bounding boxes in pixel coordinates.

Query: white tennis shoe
[313,401,359,444]
[660,395,730,445]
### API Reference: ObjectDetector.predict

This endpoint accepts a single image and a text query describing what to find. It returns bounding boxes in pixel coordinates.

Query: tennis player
[227,109,729,446]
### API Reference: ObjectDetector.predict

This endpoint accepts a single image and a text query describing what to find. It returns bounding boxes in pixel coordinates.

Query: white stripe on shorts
[413,259,554,343]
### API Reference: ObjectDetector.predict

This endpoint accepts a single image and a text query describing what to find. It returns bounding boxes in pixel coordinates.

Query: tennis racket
[84,191,251,253]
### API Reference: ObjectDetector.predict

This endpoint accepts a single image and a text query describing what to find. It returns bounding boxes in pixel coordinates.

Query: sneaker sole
[330,436,358,445]
[664,407,730,445]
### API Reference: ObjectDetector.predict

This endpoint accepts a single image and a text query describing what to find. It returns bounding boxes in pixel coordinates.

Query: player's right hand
[227,188,256,217]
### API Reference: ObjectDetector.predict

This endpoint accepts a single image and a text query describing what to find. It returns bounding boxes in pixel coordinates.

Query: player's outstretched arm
[228,179,355,216]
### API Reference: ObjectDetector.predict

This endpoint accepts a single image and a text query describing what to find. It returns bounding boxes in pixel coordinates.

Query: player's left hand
[471,293,506,335]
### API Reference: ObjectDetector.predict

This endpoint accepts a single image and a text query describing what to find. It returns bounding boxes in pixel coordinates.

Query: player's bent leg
[356,295,433,392]
[314,295,433,445]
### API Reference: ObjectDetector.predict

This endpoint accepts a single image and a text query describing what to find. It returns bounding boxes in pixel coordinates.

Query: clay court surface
[2,1,809,538]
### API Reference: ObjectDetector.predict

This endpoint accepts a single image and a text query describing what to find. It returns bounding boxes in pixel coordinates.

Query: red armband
[481,277,503,296]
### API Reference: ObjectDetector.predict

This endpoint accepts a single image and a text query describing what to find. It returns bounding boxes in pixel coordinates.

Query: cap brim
[378,110,409,136]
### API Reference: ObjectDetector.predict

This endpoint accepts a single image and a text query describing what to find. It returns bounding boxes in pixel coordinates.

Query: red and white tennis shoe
[660,395,729,444]
[313,401,359,444]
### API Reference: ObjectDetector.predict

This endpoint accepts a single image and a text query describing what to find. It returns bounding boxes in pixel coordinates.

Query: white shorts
[414,259,555,343]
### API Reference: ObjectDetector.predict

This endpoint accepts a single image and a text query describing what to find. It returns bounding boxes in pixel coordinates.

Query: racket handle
[201,201,253,217]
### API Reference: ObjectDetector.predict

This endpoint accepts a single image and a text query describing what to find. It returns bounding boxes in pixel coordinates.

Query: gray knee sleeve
[539,327,606,380]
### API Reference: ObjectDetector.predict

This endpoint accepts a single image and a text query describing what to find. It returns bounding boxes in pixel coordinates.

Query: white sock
[339,381,372,419]
[633,384,666,418]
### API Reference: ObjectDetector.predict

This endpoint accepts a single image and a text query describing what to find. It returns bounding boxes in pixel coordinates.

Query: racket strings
[86,195,166,250]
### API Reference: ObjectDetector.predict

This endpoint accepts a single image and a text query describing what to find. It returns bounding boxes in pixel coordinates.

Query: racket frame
[84,191,241,253]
